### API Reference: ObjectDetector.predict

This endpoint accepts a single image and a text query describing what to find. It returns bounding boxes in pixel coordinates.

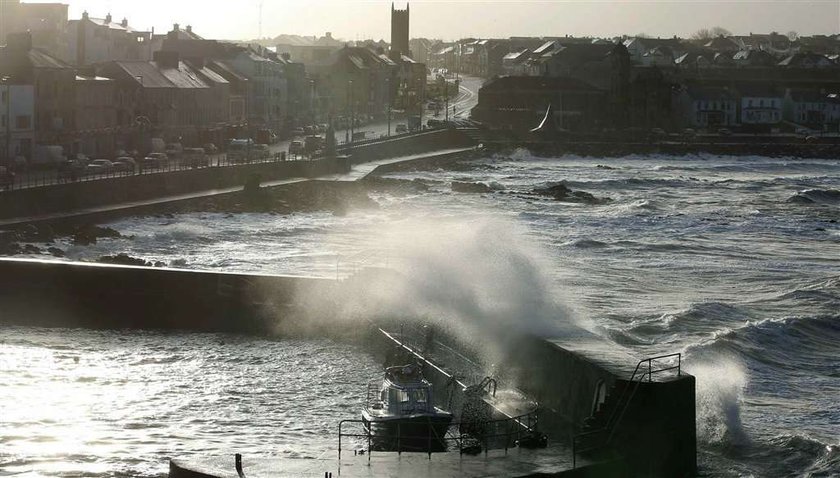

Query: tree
[787,31,799,41]
[691,26,732,41]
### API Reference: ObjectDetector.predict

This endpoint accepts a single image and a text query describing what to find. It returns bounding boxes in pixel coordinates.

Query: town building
[674,86,738,129]
[0,32,76,153]
[274,33,342,65]
[0,1,68,58]
[739,86,784,130]
[97,50,231,146]
[73,73,117,157]
[0,82,35,163]
[390,3,410,60]
[65,12,153,65]
[471,76,605,131]
[784,89,834,129]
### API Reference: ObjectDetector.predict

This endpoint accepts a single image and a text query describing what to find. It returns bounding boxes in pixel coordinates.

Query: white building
[741,89,783,125]
[0,83,35,162]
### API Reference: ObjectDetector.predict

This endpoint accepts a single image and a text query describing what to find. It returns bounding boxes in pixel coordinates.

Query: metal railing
[0,151,321,193]
[338,408,539,461]
[572,353,681,468]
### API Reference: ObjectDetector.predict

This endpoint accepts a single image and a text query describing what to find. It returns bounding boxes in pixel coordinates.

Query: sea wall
[0,160,342,221]
[340,128,475,164]
[0,258,330,333]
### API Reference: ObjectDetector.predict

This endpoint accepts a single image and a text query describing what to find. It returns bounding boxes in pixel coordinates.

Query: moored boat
[361,364,454,452]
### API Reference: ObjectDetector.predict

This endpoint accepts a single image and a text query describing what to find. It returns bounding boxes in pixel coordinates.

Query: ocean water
[2,151,839,476]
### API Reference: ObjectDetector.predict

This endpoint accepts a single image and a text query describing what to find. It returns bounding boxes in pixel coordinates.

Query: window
[15,115,31,129]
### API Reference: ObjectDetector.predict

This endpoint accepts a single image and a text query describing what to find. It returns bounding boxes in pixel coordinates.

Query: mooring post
[235,453,245,478]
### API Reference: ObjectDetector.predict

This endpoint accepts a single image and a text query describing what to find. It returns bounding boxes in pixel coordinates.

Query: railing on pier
[572,353,681,468]
[338,408,540,461]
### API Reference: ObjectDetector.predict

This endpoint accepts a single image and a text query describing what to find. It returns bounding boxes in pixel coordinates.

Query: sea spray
[685,355,749,447]
[282,215,581,369]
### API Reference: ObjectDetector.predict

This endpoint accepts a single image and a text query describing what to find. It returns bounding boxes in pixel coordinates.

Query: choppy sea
[2,151,838,476]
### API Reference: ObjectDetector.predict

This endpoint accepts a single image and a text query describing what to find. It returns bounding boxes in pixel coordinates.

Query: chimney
[82,10,89,20]
[186,25,192,33]
[173,23,180,32]
[105,13,112,24]
[154,50,180,68]
[326,32,332,39]
[121,18,128,28]
[7,32,33,52]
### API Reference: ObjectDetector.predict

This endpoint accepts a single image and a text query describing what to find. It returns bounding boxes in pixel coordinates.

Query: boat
[361,364,454,452]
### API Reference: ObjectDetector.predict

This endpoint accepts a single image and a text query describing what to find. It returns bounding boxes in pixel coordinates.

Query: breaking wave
[788,188,840,206]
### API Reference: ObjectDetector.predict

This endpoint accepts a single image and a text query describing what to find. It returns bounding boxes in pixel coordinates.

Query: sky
[29,0,840,41]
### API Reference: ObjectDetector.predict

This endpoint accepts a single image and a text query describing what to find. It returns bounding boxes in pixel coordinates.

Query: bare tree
[691,26,732,41]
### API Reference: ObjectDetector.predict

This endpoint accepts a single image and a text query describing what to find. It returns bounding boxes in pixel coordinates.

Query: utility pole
[445,78,449,123]
[2,77,10,165]
[386,77,391,136]
[349,79,354,143]
[345,79,351,144]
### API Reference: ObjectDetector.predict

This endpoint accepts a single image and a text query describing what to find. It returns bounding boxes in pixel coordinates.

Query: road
[5,76,485,191]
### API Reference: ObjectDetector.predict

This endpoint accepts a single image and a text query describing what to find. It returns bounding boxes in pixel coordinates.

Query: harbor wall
[0,160,341,221]
[0,259,695,476]
[0,258,329,333]
[341,128,475,165]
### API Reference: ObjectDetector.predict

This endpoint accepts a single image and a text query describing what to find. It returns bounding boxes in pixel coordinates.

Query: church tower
[390,2,410,60]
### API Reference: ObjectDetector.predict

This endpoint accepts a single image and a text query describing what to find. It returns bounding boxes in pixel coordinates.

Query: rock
[96,254,150,267]
[0,242,22,255]
[47,247,65,258]
[72,225,121,246]
[535,183,612,205]
[452,181,492,194]
[21,244,41,254]
[153,261,167,268]
[171,258,188,268]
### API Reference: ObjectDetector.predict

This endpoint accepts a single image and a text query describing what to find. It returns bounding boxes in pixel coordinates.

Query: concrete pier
[0,259,696,477]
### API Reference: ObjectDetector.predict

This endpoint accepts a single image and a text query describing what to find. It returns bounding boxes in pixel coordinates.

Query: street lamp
[386,77,391,137]
[1,76,10,165]
[345,79,352,144]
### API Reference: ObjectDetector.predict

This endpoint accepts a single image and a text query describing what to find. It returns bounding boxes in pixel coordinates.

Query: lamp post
[349,78,355,143]
[345,79,352,144]
[2,76,10,165]
[386,77,391,137]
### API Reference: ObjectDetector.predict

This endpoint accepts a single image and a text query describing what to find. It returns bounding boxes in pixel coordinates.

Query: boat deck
[169,443,589,478]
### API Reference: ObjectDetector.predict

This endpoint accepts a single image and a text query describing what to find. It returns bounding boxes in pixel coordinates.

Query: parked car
[141,152,168,170]
[202,143,218,155]
[165,143,183,157]
[650,127,667,137]
[291,127,305,137]
[395,124,408,133]
[289,141,304,156]
[85,159,114,175]
[251,144,271,160]
[182,148,208,168]
[717,128,733,136]
[682,128,697,138]
[112,157,137,174]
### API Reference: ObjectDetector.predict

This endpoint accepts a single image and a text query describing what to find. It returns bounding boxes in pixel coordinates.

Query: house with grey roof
[65,11,153,65]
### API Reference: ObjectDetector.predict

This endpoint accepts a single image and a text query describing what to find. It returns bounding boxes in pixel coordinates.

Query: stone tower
[390,2,409,60]
[0,0,22,45]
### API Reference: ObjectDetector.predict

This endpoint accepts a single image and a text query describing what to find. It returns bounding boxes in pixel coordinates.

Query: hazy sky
[33,0,840,41]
